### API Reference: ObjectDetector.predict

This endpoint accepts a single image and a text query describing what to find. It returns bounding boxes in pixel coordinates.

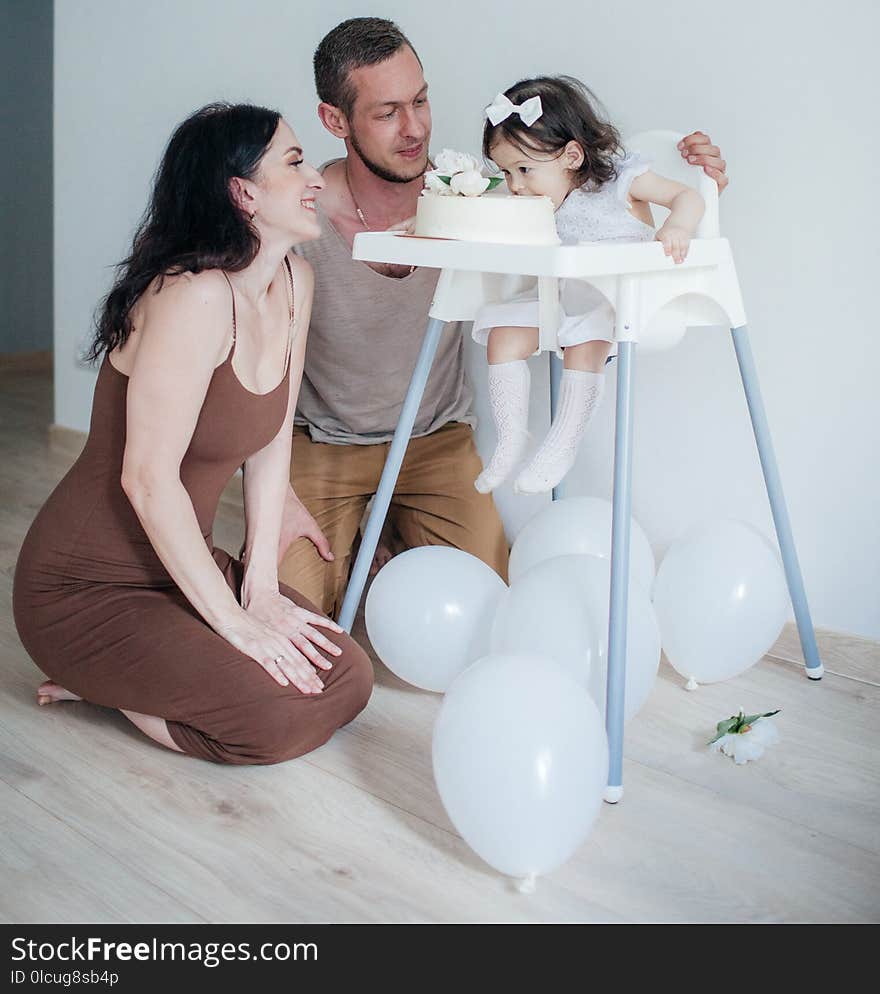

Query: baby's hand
[387,215,416,235]
[656,224,692,264]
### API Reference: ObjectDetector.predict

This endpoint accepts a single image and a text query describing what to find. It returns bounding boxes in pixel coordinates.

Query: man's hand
[278,487,334,565]
[678,131,728,194]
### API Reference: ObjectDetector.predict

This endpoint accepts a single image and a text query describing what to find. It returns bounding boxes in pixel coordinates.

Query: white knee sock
[474,360,531,494]
[514,369,604,495]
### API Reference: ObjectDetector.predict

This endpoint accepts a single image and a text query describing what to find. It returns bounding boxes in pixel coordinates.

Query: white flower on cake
[412,154,559,244]
[434,148,481,175]
[708,708,780,765]
[423,171,456,196]
[450,169,490,197]
[422,148,504,198]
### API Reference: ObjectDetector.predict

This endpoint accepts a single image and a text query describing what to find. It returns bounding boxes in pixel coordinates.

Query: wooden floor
[2,364,878,924]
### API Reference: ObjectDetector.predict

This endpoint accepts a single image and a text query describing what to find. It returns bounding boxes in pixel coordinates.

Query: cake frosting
[414,189,559,245]
[413,148,559,246]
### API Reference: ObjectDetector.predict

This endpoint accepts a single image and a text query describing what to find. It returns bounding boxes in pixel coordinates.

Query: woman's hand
[678,132,728,193]
[216,597,342,693]
[215,610,325,692]
[656,223,692,264]
[278,487,334,565]
[246,590,343,677]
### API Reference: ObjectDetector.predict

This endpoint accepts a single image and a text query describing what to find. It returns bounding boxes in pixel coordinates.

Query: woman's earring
[249,210,256,221]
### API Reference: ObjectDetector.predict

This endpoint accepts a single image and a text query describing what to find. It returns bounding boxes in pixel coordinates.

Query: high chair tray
[353,231,730,278]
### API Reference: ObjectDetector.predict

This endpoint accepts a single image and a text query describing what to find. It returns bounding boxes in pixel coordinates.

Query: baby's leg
[514,340,611,495]
[475,326,538,494]
[563,340,613,373]
[487,326,539,365]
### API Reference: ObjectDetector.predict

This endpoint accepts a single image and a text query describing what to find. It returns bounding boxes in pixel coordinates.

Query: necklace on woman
[345,161,416,275]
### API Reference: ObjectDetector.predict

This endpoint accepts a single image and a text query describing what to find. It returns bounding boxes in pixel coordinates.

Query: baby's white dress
[471,152,655,350]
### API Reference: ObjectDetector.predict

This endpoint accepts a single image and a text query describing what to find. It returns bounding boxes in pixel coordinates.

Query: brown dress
[13,266,373,764]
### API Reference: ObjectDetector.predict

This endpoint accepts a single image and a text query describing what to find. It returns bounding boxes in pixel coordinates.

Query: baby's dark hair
[482,75,623,188]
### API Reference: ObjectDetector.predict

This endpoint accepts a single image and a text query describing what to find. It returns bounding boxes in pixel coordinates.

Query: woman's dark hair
[313,17,421,118]
[86,101,281,363]
[482,76,623,190]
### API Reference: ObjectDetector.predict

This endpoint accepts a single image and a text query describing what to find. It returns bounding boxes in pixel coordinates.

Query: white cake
[414,189,559,246]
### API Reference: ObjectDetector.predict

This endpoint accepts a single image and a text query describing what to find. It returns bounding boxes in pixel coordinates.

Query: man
[278,17,729,619]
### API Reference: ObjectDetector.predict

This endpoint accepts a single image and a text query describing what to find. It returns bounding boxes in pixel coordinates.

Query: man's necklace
[345,162,416,275]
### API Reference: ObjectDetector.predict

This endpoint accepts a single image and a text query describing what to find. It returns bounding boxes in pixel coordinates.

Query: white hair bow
[485,92,543,127]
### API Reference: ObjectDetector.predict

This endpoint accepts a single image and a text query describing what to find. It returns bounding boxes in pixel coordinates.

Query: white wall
[55,0,880,638]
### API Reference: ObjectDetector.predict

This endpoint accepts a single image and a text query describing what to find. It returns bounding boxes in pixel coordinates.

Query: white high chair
[338,131,823,803]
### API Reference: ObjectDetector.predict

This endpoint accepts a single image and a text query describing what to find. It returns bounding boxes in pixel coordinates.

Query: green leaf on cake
[435,174,504,191]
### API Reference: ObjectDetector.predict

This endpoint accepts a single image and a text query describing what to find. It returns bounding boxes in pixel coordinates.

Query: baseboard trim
[0,349,52,372]
[768,623,879,686]
[48,423,86,460]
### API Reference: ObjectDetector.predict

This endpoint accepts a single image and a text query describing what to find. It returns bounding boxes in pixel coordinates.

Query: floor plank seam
[5,368,879,923]
[0,771,212,923]
[302,714,877,862]
[623,754,880,860]
[300,739,464,843]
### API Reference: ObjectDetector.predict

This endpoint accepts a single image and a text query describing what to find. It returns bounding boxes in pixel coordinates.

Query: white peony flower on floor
[709,708,780,765]
[450,169,491,196]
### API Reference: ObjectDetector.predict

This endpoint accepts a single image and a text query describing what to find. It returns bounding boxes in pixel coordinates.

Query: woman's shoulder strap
[282,254,295,325]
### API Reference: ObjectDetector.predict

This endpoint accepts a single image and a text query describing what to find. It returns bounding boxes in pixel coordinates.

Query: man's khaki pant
[279,422,510,619]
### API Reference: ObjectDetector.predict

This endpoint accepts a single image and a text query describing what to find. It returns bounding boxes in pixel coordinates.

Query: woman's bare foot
[37,681,83,706]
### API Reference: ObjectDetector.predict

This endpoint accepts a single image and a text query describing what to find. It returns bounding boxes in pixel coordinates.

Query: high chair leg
[337,316,447,632]
[604,341,637,803]
[731,325,823,678]
[549,351,564,502]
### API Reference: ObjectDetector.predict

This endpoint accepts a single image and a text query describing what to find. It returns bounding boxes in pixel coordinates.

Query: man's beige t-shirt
[293,165,474,445]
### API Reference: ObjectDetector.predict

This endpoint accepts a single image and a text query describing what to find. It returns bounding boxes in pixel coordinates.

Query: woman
[13,103,373,764]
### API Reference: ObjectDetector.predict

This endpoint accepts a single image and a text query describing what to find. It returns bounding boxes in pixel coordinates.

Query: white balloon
[653,519,789,684]
[491,554,661,721]
[509,497,655,592]
[433,654,608,878]
[365,546,507,692]
[491,559,594,687]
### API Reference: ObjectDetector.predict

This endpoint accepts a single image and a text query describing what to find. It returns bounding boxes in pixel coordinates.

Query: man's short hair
[314,17,421,118]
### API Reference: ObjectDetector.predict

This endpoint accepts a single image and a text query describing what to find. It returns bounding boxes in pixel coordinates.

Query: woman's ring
[274,654,285,664]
